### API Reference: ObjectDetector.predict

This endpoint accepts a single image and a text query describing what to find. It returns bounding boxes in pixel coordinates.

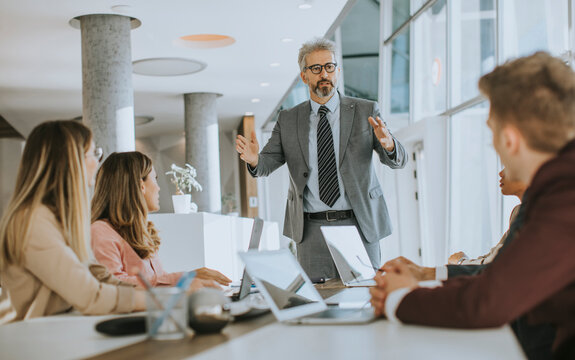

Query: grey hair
[298,38,338,72]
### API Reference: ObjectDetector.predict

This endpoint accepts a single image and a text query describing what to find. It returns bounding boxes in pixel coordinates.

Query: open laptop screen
[320,226,376,284]
[240,250,326,321]
[236,217,264,300]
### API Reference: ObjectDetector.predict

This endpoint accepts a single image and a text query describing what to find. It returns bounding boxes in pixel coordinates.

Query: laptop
[230,217,264,301]
[320,226,377,287]
[239,249,375,325]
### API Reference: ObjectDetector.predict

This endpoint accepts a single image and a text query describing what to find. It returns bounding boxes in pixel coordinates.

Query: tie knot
[318,105,329,118]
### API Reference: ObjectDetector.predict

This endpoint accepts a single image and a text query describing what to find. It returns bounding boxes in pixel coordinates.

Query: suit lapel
[297,101,310,169]
[339,95,355,166]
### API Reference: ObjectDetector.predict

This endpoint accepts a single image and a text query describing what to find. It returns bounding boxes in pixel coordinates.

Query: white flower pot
[172,194,191,214]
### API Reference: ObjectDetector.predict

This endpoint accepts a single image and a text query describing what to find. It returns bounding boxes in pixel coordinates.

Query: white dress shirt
[304,95,353,213]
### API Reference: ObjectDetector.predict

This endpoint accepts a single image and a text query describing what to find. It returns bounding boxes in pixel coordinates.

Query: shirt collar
[310,92,340,116]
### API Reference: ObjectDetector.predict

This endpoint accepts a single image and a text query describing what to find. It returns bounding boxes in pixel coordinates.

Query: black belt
[304,210,354,222]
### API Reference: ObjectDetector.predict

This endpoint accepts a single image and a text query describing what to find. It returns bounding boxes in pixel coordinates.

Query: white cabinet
[148,212,280,281]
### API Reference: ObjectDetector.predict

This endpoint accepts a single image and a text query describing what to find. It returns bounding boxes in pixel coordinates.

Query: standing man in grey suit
[236,38,407,279]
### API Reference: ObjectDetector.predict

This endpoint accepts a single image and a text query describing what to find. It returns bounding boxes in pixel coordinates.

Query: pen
[136,271,190,335]
[150,271,196,336]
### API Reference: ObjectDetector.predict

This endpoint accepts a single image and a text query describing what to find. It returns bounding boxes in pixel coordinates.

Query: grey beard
[314,83,336,98]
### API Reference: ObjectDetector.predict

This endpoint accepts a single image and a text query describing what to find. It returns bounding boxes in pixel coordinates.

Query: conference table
[0,281,526,360]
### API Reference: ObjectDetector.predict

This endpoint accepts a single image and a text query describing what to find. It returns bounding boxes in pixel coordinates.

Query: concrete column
[77,14,140,156]
[184,92,222,213]
[0,138,24,216]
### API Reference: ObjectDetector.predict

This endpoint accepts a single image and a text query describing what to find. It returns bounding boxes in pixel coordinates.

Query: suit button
[299,194,303,199]
[303,172,308,178]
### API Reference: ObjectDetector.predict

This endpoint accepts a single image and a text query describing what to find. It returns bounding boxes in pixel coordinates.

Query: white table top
[189,320,526,360]
[0,313,146,360]
[0,312,526,360]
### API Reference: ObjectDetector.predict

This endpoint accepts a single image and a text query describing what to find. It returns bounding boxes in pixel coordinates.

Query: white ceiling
[0,0,351,138]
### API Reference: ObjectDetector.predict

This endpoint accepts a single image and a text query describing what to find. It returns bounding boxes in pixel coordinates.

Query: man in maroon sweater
[370,52,575,359]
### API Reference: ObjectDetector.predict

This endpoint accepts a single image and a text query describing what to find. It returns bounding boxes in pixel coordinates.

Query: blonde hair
[0,121,92,267]
[91,151,161,259]
[479,51,575,153]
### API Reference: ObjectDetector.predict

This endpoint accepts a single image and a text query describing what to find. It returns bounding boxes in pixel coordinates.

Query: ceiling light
[133,58,206,76]
[269,62,281,68]
[251,98,261,103]
[135,115,153,125]
[111,5,131,14]
[175,34,236,49]
[244,112,254,116]
[260,82,270,87]
[281,38,294,43]
[298,4,312,9]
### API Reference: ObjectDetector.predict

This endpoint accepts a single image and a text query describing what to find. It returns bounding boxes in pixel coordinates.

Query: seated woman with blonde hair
[91,151,231,288]
[0,121,149,323]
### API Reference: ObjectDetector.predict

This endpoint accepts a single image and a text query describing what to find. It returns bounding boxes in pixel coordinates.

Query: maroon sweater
[396,140,575,351]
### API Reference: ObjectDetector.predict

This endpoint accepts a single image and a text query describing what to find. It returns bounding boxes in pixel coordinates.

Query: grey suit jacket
[250,95,407,244]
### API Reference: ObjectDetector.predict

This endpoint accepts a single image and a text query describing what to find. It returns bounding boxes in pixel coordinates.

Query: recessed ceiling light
[281,38,294,43]
[244,112,254,116]
[111,5,131,14]
[175,34,236,49]
[270,62,281,67]
[260,82,270,87]
[135,115,154,125]
[133,58,206,76]
[298,4,312,9]
[251,98,261,103]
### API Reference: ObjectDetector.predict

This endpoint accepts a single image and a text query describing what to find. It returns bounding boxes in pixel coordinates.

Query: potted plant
[165,163,202,214]
[221,192,238,216]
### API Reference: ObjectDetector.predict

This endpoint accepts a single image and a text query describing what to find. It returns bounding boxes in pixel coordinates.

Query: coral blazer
[91,220,182,288]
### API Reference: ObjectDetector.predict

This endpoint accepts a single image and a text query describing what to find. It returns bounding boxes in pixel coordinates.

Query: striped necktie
[317,105,340,207]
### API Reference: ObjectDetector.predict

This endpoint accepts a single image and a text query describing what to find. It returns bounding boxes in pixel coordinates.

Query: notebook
[320,226,377,287]
[239,249,375,325]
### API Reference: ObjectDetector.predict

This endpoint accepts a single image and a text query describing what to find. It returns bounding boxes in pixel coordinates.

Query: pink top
[91,220,182,288]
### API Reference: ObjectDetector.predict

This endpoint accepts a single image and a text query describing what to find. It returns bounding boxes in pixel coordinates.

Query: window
[448,102,501,258]
[413,0,447,120]
[450,0,496,106]
[390,0,410,114]
[500,0,569,60]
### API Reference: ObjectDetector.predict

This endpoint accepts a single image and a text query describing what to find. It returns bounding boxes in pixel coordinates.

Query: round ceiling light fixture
[133,58,206,76]
[175,34,236,49]
[134,115,154,125]
[110,5,131,14]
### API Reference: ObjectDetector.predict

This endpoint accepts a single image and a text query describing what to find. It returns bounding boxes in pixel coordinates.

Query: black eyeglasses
[304,62,337,74]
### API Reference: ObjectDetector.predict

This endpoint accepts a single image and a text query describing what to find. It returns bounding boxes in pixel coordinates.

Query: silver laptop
[320,226,377,287]
[230,217,264,301]
[239,249,375,325]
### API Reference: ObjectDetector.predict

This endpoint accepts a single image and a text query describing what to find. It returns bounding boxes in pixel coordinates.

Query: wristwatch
[457,257,468,265]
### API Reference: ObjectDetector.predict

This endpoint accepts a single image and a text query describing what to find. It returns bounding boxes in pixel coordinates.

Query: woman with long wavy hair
[0,121,147,323]
[90,151,231,288]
